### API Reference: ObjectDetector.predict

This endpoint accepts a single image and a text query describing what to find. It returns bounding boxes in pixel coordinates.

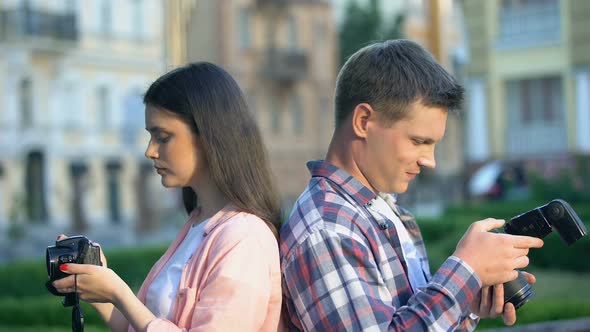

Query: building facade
[167,0,338,209]
[0,0,172,256]
[463,0,590,171]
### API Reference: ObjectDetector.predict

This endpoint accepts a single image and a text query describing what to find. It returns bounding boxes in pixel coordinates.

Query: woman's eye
[156,135,170,143]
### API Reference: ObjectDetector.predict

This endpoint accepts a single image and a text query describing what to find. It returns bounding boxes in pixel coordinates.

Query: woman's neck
[191,183,230,225]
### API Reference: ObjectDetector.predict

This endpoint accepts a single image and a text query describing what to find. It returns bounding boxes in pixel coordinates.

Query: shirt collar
[307,160,377,207]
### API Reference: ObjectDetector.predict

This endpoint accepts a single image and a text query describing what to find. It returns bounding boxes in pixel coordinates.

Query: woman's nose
[144,141,158,159]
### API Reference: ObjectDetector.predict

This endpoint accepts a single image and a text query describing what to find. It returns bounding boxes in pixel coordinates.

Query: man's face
[359,102,448,193]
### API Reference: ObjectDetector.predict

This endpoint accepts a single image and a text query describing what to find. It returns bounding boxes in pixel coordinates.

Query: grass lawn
[476,268,590,329]
[0,327,107,332]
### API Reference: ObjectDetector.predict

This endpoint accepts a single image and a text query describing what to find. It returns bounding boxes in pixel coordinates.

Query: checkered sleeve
[283,230,482,332]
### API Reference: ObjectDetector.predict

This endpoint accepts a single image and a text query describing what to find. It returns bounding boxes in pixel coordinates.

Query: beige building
[462,0,590,168]
[0,0,170,250]
[167,0,338,208]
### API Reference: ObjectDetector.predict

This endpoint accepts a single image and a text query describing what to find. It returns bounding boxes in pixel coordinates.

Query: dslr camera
[46,235,102,304]
[502,199,587,309]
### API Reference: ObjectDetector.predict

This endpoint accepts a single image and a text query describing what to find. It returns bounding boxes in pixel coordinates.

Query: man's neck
[326,130,378,194]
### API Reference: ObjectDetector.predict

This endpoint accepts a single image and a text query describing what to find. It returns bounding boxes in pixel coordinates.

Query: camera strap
[72,274,84,332]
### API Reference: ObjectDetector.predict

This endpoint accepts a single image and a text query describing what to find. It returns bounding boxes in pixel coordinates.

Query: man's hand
[453,218,543,286]
[469,271,536,325]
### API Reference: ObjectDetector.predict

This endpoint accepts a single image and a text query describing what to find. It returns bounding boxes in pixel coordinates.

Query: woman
[52,62,284,331]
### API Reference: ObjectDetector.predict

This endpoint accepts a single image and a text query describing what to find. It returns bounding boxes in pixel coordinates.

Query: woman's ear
[351,103,375,138]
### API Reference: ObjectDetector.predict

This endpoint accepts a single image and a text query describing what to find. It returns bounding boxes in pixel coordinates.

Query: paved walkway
[483,317,590,331]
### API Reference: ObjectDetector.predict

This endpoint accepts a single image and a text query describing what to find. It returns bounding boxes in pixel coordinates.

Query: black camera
[502,199,587,309]
[46,235,102,332]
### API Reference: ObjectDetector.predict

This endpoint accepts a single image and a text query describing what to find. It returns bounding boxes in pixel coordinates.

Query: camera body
[46,235,102,306]
[506,199,587,245]
[502,199,587,309]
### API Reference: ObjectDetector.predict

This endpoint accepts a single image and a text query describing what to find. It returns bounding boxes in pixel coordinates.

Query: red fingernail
[59,264,69,272]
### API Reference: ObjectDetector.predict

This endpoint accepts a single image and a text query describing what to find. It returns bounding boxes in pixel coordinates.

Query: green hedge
[0,245,166,298]
[0,296,101,327]
[419,200,590,272]
[477,300,590,329]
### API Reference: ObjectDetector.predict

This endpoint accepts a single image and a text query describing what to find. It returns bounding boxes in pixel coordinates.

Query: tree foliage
[338,0,405,66]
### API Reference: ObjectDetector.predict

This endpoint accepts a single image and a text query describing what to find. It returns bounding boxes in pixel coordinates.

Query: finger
[52,274,75,291]
[502,303,517,326]
[492,284,504,316]
[514,256,530,269]
[474,218,505,232]
[520,271,536,284]
[57,234,68,240]
[510,235,544,249]
[59,263,95,275]
[479,286,491,313]
[512,248,529,258]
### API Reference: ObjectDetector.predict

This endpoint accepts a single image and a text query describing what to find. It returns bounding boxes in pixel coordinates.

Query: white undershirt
[371,194,428,293]
[146,219,208,319]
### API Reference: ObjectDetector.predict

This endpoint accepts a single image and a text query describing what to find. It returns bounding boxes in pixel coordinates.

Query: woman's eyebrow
[145,126,165,133]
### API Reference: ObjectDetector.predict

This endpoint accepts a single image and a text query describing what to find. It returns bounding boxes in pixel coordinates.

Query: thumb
[474,218,505,232]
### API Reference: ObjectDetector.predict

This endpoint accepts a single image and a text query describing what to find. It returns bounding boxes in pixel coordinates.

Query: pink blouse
[129,204,284,332]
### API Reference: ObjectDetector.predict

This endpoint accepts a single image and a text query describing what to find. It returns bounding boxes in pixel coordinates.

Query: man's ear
[351,103,376,138]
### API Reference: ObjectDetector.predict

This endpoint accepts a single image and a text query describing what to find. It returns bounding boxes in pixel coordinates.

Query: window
[131,0,144,40]
[508,77,561,124]
[106,161,122,224]
[20,78,33,129]
[25,151,47,222]
[291,94,303,135]
[247,90,257,121]
[287,15,298,50]
[505,75,566,156]
[238,7,251,49]
[97,85,110,129]
[271,95,282,135]
[497,0,560,48]
[100,0,112,36]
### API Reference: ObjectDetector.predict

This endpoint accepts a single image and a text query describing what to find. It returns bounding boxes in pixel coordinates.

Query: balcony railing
[261,48,308,83]
[0,8,78,43]
[256,0,329,7]
[496,0,560,49]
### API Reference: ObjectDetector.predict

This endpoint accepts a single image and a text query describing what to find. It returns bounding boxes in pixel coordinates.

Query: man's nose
[418,149,436,169]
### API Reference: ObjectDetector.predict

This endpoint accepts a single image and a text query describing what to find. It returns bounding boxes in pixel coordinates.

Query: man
[280,40,543,331]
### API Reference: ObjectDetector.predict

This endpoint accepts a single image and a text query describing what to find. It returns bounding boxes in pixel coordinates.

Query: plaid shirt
[280,160,481,331]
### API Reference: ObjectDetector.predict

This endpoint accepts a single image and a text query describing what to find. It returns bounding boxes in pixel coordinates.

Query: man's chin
[392,183,410,194]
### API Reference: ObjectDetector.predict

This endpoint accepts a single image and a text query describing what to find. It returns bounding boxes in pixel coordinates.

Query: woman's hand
[53,234,121,304]
[51,263,126,304]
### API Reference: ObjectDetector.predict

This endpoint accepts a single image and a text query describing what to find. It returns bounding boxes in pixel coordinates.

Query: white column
[575,69,590,152]
[465,76,490,162]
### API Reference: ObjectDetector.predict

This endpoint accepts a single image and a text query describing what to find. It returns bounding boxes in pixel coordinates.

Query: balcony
[496,0,560,50]
[261,48,308,84]
[0,7,78,46]
[256,0,329,7]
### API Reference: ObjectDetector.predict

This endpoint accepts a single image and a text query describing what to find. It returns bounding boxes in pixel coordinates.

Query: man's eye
[412,139,424,145]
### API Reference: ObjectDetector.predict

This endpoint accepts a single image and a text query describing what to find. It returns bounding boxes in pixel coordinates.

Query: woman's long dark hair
[143,62,282,237]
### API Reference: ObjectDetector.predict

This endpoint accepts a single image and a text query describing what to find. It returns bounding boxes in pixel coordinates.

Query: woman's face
[144,105,208,189]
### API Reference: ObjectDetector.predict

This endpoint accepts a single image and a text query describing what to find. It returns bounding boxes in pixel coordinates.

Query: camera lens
[503,272,536,309]
[547,201,564,219]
